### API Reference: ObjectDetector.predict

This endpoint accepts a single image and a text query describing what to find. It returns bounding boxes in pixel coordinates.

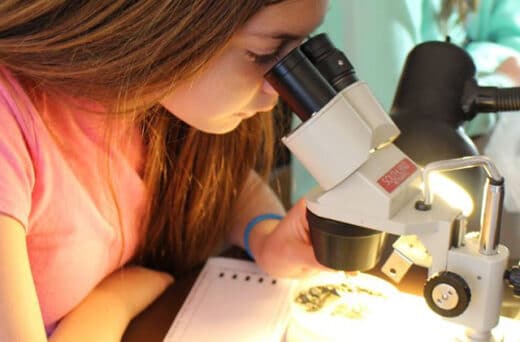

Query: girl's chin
[197,117,243,135]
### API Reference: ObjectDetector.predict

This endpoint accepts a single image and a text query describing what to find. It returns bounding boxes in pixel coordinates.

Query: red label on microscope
[377,158,417,193]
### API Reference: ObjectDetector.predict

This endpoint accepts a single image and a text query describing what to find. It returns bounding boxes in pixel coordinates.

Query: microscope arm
[417,155,504,257]
[420,155,501,206]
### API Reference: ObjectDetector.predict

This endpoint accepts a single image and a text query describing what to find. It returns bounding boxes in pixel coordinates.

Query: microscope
[265,34,520,341]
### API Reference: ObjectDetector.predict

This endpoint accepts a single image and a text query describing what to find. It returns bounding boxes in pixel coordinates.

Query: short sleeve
[0,76,36,230]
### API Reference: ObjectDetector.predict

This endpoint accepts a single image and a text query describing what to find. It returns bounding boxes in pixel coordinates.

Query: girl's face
[160,0,328,134]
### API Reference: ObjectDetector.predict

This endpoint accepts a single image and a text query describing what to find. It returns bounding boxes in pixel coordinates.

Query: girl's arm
[0,214,173,342]
[227,171,327,278]
[0,215,47,342]
[227,170,286,248]
[49,266,173,342]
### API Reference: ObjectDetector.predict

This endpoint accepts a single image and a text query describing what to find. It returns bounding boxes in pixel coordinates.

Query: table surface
[122,250,520,342]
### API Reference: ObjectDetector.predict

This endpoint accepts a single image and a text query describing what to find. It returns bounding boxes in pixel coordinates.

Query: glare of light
[289,272,401,341]
[426,172,474,216]
[286,271,466,341]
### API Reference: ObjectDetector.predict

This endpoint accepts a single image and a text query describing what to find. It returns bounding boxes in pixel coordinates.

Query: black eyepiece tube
[301,33,358,91]
[265,47,336,122]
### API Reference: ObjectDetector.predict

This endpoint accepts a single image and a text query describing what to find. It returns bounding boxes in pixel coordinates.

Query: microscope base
[456,328,504,342]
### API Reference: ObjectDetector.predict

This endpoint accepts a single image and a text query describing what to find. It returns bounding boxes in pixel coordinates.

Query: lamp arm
[462,78,520,119]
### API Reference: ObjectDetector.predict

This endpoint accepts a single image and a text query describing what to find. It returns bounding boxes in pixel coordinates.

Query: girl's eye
[246,50,282,66]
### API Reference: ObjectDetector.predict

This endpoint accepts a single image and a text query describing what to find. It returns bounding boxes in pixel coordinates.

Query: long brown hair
[0,0,283,275]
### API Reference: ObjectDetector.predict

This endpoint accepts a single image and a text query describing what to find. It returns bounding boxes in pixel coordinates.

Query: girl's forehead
[241,0,328,39]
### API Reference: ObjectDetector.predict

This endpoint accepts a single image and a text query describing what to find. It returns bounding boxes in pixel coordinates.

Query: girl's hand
[251,199,330,278]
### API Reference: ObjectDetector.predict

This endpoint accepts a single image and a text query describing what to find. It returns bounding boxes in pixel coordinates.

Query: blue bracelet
[243,213,283,260]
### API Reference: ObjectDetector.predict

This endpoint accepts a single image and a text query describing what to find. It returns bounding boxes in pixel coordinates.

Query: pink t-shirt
[0,68,148,334]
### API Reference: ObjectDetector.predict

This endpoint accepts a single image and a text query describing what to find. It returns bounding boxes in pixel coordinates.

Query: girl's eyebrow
[250,32,304,41]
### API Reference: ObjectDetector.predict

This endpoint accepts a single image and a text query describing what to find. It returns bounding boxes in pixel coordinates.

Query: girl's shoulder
[0,67,41,142]
[0,67,33,109]
[0,68,42,231]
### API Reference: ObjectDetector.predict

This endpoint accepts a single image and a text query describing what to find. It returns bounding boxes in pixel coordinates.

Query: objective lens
[265,47,336,122]
[301,33,358,91]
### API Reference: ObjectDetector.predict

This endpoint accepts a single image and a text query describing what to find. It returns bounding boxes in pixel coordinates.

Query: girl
[0,0,328,340]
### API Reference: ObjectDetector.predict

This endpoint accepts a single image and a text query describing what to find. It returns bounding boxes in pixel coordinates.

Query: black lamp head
[390,41,486,227]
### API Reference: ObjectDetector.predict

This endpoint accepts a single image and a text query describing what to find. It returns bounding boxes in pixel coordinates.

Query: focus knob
[424,271,471,317]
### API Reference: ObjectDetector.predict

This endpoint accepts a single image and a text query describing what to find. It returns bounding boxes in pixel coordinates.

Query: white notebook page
[163,257,296,342]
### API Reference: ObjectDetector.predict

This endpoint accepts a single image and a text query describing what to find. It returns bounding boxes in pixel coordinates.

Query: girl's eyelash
[246,50,282,65]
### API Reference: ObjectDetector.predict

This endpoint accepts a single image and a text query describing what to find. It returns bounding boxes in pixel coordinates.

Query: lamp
[391,41,520,228]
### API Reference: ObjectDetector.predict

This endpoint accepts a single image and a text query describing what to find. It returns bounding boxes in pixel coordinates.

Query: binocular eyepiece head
[264,33,386,272]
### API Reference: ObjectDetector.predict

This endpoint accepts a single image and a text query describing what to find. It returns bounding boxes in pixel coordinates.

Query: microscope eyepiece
[264,33,394,273]
[265,47,336,122]
[301,33,358,91]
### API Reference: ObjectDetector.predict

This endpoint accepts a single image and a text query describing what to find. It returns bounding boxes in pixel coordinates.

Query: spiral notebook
[163,257,296,342]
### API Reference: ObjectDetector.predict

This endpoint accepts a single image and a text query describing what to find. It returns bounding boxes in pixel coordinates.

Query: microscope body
[283,80,509,338]
[266,34,514,340]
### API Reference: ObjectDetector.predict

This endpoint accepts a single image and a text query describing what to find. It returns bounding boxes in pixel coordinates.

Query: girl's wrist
[244,214,283,260]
